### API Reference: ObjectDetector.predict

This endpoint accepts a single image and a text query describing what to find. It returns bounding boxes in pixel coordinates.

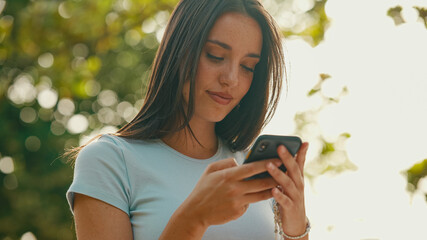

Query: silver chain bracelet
[273,200,311,240]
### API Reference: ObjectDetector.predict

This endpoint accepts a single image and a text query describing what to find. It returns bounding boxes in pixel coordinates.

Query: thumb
[206,158,238,173]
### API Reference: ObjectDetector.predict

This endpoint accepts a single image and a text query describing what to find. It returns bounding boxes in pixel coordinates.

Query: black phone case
[244,135,302,179]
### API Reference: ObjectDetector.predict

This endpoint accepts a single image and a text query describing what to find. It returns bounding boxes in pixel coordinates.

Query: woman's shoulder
[74,134,124,166]
[81,133,147,152]
[79,134,123,155]
[76,134,138,164]
[78,134,163,163]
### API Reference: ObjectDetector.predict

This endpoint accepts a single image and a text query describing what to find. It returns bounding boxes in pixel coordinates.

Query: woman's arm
[158,203,208,239]
[73,193,133,240]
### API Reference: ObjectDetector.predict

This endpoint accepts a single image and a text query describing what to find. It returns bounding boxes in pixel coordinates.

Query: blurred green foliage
[388,5,427,27]
[387,4,427,202]
[404,159,427,201]
[1,0,178,239]
[387,6,405,25]
[415,7,427,28]
[282,0,329,46]
[294,73,357,181]
[263,0,330,47]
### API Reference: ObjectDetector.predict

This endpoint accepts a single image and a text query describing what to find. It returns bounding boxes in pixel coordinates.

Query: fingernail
[267,162,275,170]
[280,145,286,154]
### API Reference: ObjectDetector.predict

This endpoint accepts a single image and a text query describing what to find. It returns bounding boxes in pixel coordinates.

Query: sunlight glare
[67,114,89,134]
[38,53,54,68]
[142,18,157,34]
[37,88,58,109]
[0,156,14,174]
[292,0,315,13]
[21,232,36,240]
[97,89,118,107]
[58,2,72,19]
[117,101,136,122]
[57,98,75,116]
[85,80,101,97]
[125,29,141,47]
[7,74,37,105]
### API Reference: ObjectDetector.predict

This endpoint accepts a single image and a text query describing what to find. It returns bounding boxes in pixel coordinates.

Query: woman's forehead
[206,12,263,55]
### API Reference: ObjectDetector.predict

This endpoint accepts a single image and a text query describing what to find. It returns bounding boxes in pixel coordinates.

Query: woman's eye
[207,53,223,61]
[241,65,254,73]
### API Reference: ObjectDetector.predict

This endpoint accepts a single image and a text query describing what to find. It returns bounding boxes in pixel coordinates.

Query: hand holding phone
[243,135,302,180]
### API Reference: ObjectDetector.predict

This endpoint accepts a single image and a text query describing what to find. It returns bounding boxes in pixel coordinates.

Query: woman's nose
[219,64,238,87]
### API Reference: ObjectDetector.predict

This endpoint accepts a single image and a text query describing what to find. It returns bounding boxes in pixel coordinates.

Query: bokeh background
[0,0,426,239]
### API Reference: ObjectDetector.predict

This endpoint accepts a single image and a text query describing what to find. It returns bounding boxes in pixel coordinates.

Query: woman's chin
[207,114,228,123]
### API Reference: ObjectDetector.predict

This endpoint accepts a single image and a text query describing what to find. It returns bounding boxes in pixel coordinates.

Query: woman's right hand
[159,157,282,239]
[183,157,282,226]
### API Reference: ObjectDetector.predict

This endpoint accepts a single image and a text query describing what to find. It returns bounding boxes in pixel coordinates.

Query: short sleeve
[66,135,131,216]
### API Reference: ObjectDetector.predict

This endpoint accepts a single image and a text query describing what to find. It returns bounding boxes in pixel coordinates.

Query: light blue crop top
[66,134,276,239]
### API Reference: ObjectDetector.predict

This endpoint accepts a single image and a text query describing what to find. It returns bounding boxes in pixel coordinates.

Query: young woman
[66,0,310,239]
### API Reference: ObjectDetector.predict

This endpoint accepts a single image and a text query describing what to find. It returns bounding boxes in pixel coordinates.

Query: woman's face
[183,12,263,125]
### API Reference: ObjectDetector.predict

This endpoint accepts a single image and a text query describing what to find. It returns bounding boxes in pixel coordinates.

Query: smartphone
[243,135,302,180]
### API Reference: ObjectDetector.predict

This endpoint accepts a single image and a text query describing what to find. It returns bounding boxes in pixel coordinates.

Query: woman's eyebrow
[206,39,261,59]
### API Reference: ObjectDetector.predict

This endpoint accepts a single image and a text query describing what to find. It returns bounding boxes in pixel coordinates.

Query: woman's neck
[162,120,218,160]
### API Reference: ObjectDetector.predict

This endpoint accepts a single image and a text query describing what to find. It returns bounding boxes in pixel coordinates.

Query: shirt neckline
[155,138,223,163]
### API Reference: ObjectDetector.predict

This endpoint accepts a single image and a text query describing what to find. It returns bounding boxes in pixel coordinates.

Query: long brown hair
[66,0,285,161]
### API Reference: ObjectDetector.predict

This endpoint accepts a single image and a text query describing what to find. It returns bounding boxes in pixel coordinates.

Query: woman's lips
[207,91,233,105]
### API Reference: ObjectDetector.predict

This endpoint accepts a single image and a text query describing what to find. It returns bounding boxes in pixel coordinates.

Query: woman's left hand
[266,142,309,237]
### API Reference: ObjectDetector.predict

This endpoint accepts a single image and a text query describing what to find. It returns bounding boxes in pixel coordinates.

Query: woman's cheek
[241,77,253,96]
